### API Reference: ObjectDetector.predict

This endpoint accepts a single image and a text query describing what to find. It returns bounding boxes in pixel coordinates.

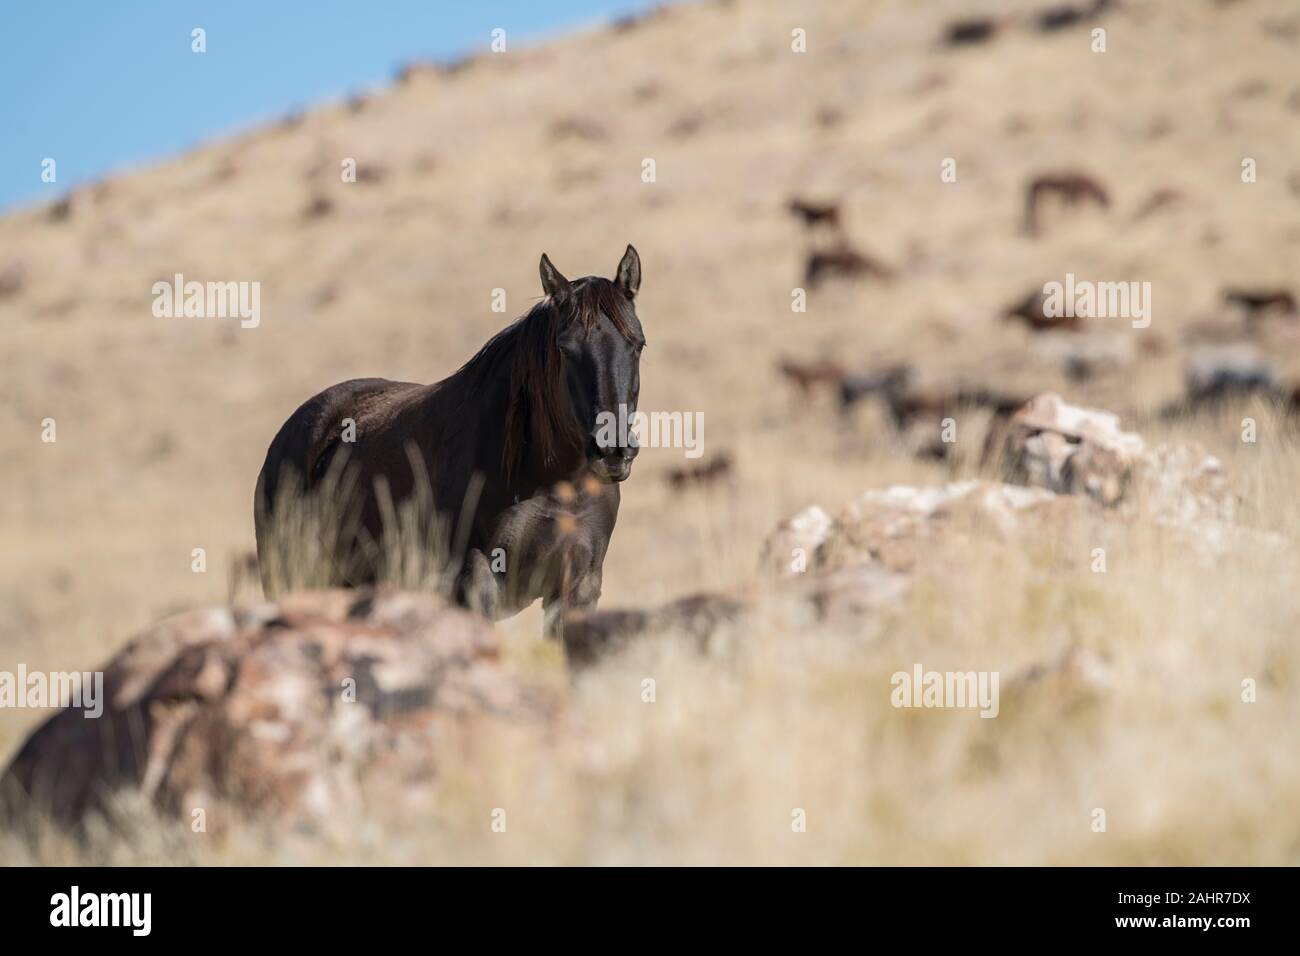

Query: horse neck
[442,314,586,499]
[516,384,587,492]
[522,429,588,491]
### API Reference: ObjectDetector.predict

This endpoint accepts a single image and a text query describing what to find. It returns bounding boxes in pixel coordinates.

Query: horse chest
[476,484,615,609]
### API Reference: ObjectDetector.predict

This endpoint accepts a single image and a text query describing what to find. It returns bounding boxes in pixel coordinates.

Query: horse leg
[542,544,601,640]
[457,547,500,620]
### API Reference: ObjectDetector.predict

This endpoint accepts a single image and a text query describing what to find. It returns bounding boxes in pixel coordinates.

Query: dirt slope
[3,0,1299,863]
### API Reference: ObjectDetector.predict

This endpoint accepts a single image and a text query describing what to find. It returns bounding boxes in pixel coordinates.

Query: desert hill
[2,0,1299,863]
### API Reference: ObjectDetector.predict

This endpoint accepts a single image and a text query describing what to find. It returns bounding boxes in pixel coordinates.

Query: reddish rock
[1000,393,1235,527]
[1000,392,1145,505]
[761,504,833,575]
[824,481,1090,573]
[1,590,566,831]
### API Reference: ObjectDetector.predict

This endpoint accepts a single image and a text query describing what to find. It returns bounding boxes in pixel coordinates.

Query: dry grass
[3,0,1300,863]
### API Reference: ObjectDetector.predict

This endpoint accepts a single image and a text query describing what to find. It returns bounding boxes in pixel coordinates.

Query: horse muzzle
[590,452,634,483]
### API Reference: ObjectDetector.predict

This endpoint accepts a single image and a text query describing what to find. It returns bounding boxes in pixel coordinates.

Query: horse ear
[539,253,571,298]
[615,244,641,299]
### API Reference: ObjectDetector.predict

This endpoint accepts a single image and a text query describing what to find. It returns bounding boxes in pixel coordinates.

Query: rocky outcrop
[999,392,1233,525]
[760,504,833,574]
[820,480,1091,573]
[999,392,1146,505]
[570,395,1254,667]
[1,590,567,832]
[568,477,1101,665]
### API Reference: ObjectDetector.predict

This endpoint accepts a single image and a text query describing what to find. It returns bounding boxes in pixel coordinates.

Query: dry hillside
[2,0,1300,864]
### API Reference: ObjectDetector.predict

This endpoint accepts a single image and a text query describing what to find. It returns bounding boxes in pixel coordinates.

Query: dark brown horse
[254,245,645,637]
[1023,170,1110,236]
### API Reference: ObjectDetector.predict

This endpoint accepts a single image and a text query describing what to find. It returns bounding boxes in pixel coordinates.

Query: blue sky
[0,0,654,212]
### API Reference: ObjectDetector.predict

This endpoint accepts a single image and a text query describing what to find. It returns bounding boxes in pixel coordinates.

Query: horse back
[254,378,424,582]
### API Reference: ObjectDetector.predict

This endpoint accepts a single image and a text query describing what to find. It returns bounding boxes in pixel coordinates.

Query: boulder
[760,504,833,575]
[999,392,1236,525]
[0,590,567,832]
[1135,440,1234,526]
[821,480,1090,573]
[1000,392,1145,505]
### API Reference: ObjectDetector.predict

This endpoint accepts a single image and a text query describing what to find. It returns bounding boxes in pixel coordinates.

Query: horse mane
[454,277,638,481]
